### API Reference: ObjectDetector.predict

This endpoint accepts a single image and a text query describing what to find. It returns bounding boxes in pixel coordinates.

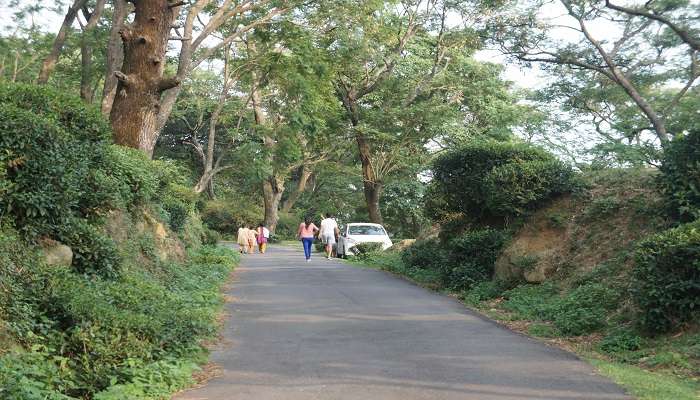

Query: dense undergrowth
[0,83,236,399]
[351,139,699,398]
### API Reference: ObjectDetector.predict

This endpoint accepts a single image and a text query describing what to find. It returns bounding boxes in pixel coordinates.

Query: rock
[392,239,416,251]
[42,241,73,266]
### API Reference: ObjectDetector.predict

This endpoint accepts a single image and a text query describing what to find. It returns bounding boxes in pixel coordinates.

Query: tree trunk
[109,0,181,156]
[355,127,383,224]
[101,0,128,115]
[250,58,285,233]
[281,165,312,214]
[78,0,106,103]
[38,0,88,84]
[263,177,284,233]
[80,38,93,102]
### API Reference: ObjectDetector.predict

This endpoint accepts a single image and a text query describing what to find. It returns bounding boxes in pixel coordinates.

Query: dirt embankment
[496,169,668,284]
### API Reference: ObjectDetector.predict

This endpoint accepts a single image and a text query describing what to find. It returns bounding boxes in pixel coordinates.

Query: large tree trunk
[355,125,383,224]
[263,176,285,233]
[281,165,312,214]
[364,180,383,224]
[109,0,181,156]
[37,0,88,84]
[251,60,285,232]
[101,0,128,115]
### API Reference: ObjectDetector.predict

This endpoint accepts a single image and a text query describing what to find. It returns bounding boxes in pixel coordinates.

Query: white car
[336,223,393,258]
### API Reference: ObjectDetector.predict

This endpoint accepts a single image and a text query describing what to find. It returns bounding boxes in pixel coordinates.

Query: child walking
[256,223,268,254]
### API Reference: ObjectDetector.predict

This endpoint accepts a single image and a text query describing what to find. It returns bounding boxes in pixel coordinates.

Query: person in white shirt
[319,213,340,260]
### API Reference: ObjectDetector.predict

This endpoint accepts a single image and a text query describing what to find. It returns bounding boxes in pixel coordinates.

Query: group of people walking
[237,223,269,254]
[236,213,339,261]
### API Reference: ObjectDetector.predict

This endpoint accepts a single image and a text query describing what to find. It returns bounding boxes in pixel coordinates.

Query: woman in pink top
[297,216,319,262]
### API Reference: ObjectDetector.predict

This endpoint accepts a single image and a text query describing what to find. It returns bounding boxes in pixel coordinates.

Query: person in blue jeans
[297,216,319,262]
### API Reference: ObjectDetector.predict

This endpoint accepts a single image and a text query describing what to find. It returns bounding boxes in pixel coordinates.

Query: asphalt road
[174,245,630,400]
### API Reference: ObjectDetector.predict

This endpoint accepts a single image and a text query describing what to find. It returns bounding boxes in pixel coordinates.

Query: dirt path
[174,245,630,400]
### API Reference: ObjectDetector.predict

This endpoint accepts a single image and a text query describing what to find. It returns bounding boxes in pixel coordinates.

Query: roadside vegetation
[350,138,699,399]
[0,84,237,399]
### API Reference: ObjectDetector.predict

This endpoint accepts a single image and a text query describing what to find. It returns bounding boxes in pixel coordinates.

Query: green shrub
[0,350,75,400]
[401,238,445,270]
[103,146,159,207]
[527,323,561,338]
[202,227,222,246]
[484,159,575,216]
[276,212,301,240]
[0,103,96,238]
[503,283,560,320]
[550,283,619,336]
[441,229,508,290]
[0,245,237,398]
[462,281,503,305]
[660,130,700,221]
[200,199,263,235]
[58,219,121,278]
[0,83,110,143]
[599,328,644,354]
[427,140,574,223]
[632,221,700,334]
[354,242,384,254]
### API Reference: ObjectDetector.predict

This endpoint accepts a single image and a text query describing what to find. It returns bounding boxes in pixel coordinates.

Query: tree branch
[605,0,700,51]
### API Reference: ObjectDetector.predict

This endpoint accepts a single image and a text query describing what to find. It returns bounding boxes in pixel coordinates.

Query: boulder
[42,241,73,266]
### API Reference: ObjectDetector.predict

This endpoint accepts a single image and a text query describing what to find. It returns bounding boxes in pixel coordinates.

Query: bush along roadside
[0,237,239,400]
[0,83,236,399]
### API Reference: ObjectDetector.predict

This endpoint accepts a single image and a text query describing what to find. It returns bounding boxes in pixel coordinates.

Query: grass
[589,358,699,400]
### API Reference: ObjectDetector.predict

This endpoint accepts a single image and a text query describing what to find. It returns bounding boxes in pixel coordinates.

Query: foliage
[502,282,619,336]
[494,0,699,165]
[401,239,445,270]
[275,212,302,240]
[58,218,121,278]
[427,140,575,223]
[632,220,700,334]
[440,229,508,290]
[0,97,108,238]
[549,283,620,336]
[200,199,263,235]
[599,328,644,354]
[400,229,508,291]
[0,237,238,399]
[462,281,504,305]
[380,180,430,239]
[660,130,700,222]
[502,283,560,320]
[353,242,384,259]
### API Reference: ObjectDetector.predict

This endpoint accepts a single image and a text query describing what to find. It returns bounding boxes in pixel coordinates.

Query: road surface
[174,245,630,400]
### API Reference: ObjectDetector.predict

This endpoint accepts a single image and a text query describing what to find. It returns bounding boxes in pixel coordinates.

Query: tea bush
[599,328,644,354]
[427,140,575,223]
[502,283,560,320]
[201,199,264,235]
[401,238,445,270]
[0,83,229,399]
[0,241,238,399]
[660,130,700,222]
[550,283,619,336]
[441,229,508,290]
[632,221,700,334]
[354,242,384,254]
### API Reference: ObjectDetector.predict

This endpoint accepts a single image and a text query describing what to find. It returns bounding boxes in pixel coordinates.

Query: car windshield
[348,225,385,236]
